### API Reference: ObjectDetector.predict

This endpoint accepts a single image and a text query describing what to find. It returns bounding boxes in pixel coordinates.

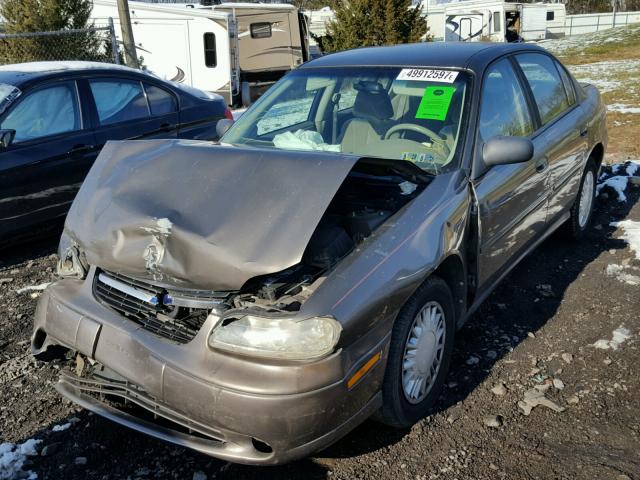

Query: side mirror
[0,129,15,148]
[482,136,534,167]
[216,119,234,139]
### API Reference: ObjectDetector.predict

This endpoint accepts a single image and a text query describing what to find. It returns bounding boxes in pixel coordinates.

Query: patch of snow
[541,24,640,56]
[0,61,143,75]
[597,175,628,202]
[0,439,41,480]
[625,160,640,177]
[16,283,51,295]
[593,326,632,350]
[607,103,640,114]
[605,264,640,285]
[231,108,247,120]
[51,423,71,432]
[610,220,640,260]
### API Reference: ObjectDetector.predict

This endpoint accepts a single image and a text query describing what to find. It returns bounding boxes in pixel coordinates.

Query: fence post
[108,17,119,64]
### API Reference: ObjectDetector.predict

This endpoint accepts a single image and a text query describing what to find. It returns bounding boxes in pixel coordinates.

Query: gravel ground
[1,162,639,480]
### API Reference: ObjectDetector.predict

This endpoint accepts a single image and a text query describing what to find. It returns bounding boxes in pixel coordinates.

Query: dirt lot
[2,29,640,480]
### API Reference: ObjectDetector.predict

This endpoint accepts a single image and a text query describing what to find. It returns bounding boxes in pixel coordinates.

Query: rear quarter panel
[178,98,227,141]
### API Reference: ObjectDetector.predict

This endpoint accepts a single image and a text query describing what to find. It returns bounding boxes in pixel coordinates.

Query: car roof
[301,42,548,71]
[0,61,151,86]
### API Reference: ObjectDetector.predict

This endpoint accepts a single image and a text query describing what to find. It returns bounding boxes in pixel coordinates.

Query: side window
[492,12,501,33]
[257,85,319,135]
[89,79,148,126]
[480,59,534,140]
[250,22,272,39]
[516,53,570,125]
[337,80,358,111]
[144,84,177,115]
[0,82,80,143]
[546,11,555,21]
[555,61,577,106]
[204,33,216,68]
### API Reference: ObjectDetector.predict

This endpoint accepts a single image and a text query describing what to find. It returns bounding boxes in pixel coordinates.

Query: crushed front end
[31,139,431,464]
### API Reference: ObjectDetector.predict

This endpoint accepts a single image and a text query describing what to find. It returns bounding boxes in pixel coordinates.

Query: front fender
[300,169,472,347]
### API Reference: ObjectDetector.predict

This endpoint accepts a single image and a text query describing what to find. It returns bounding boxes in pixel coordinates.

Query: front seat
[340,81,393,154]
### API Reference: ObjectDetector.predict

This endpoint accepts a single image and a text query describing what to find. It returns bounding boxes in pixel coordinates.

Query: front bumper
[32,272,389,465]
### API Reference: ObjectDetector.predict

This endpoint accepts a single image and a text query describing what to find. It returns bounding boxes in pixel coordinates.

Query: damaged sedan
[32,42,607,465]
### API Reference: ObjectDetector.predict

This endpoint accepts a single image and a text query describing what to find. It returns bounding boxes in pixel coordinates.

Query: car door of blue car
[85,77,179,147]
[0,78,97,242]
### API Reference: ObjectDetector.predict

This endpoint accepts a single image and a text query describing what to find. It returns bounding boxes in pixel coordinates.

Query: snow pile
[610,220,640,260]
[231,108,246,120]
[606,264,640,285]
[607,103,640,115]
[51,423,71,432]
[541,24,640,56]
[597,160,640,202]
[0,439,41,480]
[566,59,640,94]
[593,326,632,350]
[15,283,50,295]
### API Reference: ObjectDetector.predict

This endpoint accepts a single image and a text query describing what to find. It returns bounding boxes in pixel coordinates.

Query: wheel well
[589,143,604,172]
[432,255,466,324]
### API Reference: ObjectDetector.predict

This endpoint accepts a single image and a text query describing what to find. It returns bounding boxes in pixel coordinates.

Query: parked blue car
[0,61,231,246]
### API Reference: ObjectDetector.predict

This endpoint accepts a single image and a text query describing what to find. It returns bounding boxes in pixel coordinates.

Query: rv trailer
[441,0,566,42]
[92,0,309,105]
[198,2,310,104]
[413,0,566,42]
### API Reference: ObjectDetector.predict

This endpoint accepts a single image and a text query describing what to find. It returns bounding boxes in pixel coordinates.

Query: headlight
[57,234,87,279]
[208,315,342,361]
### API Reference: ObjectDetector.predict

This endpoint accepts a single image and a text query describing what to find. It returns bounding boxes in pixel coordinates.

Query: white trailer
[418,0,565,42]
[443,1,566,42]
[92,0,240,104]
[92,1,309,105]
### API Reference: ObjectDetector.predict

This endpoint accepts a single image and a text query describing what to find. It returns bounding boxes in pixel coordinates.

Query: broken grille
[93,270,217,344]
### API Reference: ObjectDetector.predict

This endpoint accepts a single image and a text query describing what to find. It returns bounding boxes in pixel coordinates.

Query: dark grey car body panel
[32,42,607,465]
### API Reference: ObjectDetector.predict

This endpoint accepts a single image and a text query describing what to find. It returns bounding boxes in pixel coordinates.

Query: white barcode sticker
[396,69,459,83]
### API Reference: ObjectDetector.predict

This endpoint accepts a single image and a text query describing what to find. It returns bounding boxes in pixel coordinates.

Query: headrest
[353,81,393,121]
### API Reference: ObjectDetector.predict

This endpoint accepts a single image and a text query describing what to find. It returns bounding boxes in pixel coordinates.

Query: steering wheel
[384,123,448,148]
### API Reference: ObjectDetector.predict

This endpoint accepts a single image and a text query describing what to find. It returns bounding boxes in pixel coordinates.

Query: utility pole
[117,0,140,69]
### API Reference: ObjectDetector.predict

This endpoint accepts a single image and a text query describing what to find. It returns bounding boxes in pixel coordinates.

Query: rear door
[520,5,547,41]
[514,53,589,226]
[0,79,97,240]
[472,57,550,289]
[85,77,179,147]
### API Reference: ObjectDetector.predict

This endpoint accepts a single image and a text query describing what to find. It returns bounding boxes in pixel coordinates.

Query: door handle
[68,144,95,154]
[159,123,174,132]
[535,158,548,173]
[579,127,588,137]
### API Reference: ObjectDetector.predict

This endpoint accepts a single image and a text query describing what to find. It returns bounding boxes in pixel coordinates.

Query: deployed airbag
[64,139,360,290]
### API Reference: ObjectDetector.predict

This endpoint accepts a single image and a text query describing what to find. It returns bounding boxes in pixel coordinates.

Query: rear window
[516,53,570,126]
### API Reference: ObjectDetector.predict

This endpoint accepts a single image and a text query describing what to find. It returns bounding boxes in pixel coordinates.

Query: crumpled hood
[65,139,359,290]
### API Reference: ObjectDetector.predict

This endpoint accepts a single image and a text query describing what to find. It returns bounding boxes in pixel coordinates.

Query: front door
[472,58,550,289]
[0,80,97,241]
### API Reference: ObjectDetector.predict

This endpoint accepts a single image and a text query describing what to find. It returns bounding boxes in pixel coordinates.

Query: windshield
[224,67,470,174]
[0,83,21,116]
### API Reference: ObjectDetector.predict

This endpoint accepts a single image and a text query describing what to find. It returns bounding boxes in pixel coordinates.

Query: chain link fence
[0,19,120,66]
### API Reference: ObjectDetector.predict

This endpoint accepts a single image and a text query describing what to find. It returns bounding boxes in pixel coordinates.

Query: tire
[377,276,455,428]
[566,160,597,240]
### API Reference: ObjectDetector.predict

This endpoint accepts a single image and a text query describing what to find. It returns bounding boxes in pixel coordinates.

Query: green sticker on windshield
[415,86,457,121]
